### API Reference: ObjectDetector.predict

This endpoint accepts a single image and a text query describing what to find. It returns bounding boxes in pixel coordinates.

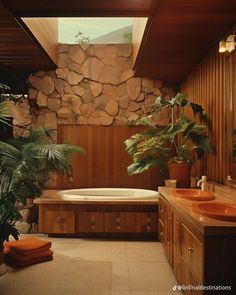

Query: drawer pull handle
[57,216,63,223]
[188,247,194,253]
[57,224,63,231]
[91,225,95,230]
[146,217,151,223]
[116,217,120,223]
[147,225,151,231]
[176,221,180,224]
[159,232,163,236]
[117,226,121,231]
[160,209,164,213]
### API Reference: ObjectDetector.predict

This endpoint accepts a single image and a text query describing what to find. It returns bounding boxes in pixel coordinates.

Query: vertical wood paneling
[181,26,236,184]
[57,125,165,189]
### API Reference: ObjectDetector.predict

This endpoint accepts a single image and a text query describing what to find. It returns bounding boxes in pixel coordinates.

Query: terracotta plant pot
[168,162,191,188]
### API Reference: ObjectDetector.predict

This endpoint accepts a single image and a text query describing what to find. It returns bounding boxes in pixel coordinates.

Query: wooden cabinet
[44,210,75,234]
[159,197,203,294]
[159,198,173,266]
[159,187,236,294]
[173,214,182,284]
[182,259,203,295]
[104,212,135,232]
[79,212,104,232]
[182,224,203,284]
[38,203,158,239]
[134,212,158,233]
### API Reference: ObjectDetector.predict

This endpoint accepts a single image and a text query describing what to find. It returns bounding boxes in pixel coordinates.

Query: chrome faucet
[197,176,207,191]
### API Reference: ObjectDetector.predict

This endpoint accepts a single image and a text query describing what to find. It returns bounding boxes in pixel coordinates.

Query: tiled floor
[0,234,181,295]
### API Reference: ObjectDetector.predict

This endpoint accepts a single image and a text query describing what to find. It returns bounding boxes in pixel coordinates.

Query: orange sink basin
[172,189,215,201]
[192,202,236,221]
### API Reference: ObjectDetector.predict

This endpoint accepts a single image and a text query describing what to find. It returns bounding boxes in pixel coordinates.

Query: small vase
[168,162,191,188]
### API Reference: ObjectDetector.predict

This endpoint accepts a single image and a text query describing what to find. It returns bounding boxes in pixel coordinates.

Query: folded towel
[4,249,53,262]
[4,237,51,256]
[5,254,53,268]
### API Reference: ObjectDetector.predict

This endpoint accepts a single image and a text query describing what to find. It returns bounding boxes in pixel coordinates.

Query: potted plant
[0,83,85,272]
[125,92,212,187]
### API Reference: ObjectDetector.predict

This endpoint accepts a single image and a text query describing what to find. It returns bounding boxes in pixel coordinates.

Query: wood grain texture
[134,0,236,84]
[181,25,236,184]
[21,18,58,64]
[2,0,155,17]
[57,125,165,189]
[0,2,56,71]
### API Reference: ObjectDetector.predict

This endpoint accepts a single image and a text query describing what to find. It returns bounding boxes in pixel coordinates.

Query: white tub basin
[57,188,159,200]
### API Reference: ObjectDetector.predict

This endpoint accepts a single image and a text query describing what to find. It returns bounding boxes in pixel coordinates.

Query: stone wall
[14,44,172,138]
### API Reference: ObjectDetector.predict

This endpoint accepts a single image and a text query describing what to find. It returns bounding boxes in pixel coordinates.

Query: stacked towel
[4,237,53,267]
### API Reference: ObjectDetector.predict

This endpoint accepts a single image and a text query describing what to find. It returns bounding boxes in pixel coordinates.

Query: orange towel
[5,254,53,268]
[4,237,51,256]
[4,249,53,262]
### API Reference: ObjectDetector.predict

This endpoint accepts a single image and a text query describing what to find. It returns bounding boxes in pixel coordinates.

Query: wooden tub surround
[158,186,236,294]
[34,190,159,240]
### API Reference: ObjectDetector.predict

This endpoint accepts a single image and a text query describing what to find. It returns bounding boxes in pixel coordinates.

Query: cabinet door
[182,258,203,295]
[134,212,158,233]
[173,214,182,284]
[44,211,75,234]
[104,212,134,232]
[164,205,173,266]
[79,212,104,232]
[159,199,173,266]
[182,224,203,283]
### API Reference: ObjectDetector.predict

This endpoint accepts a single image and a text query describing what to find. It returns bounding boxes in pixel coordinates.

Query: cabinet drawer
[134,212,158,233]
[182,224,203,283]
[44,211,75,234]
[182,258,203,295]
[104,212,134,232]
[79,212,104,232]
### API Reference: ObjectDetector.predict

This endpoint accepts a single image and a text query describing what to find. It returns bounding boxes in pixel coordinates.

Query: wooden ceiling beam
[2,0,154,17]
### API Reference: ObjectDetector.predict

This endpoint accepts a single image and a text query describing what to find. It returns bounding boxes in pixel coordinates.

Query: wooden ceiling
[1,0,155,17]
[0,2,56,72]
[134,0,236,85]
[0,0,236,85]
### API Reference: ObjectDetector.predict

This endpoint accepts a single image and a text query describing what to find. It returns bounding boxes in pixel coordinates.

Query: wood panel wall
[132,17,148,66]
[21,18,58,65]
[57,125,165,190]
[180,26,236,184]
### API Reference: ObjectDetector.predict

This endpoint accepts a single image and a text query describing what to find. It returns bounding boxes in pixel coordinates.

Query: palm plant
[0,192,20,252]
[125,92,212,175]
[0,128,85,200]
[0,83,11,125]
[0,128,84,252]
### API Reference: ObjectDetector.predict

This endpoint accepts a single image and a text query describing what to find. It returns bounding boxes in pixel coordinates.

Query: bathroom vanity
[34,190,159,239]
[158,186,236,294]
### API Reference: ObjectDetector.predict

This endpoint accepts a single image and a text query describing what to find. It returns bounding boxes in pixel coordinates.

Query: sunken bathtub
[35,188,159,239]
[57,188,159,201]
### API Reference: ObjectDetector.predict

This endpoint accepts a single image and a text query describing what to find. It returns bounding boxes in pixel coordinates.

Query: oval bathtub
[57,188,159,201]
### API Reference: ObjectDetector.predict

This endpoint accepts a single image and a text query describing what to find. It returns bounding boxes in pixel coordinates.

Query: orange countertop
[158,186,236,236]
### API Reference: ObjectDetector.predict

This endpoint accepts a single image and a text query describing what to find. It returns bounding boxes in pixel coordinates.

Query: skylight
[59,17,133,44]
